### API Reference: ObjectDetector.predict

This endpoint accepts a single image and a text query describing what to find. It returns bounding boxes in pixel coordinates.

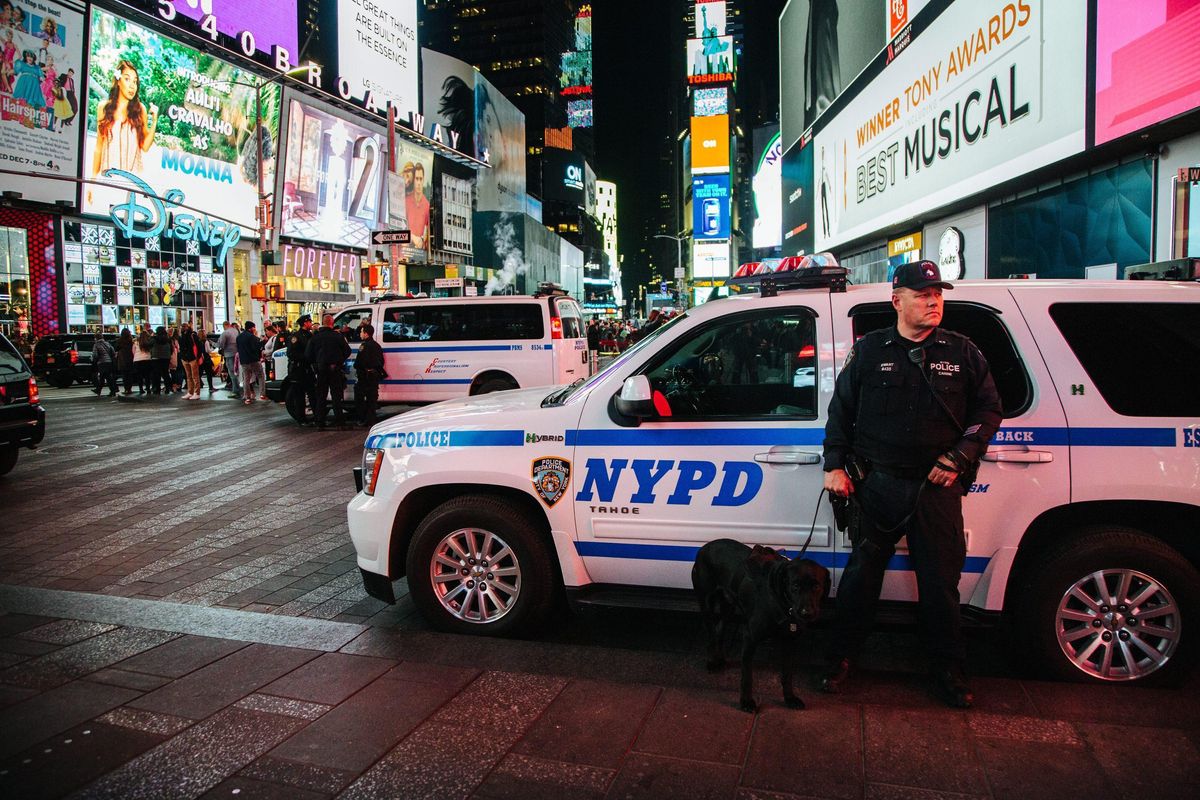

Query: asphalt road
[0,387,1196,799]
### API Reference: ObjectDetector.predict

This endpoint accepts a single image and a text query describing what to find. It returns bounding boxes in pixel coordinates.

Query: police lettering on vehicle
[574,459,763,507]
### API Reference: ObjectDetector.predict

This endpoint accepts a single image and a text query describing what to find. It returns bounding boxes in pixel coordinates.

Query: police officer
[287,315,316,423]
[821,260,1002,708]
[305,314,352,430]
[353,323,385,427]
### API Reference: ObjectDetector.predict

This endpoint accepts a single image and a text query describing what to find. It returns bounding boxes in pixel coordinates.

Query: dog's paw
[739,697,758,713]
[784,695,806,710]
[705,658,726,673]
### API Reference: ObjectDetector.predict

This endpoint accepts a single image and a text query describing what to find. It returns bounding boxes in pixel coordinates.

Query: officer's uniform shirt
[287,328,313,364]
[306,327,352,367]
[824,326,1002,473]
[354,338,384,375]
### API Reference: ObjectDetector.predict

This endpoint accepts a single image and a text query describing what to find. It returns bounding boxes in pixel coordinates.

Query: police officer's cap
[297,314,312,326]
[892,260,954,291]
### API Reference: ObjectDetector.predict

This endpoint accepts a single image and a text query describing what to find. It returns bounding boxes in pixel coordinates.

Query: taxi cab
[347,262,1200,685]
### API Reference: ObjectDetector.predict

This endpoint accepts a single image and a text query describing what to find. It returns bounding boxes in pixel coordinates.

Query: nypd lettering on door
[575,459,763,507]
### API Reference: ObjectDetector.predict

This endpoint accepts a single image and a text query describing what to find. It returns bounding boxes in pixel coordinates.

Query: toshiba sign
[691,114,730,172]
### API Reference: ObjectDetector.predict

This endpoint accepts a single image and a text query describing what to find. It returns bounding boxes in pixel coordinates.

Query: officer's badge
[532,457,570,507]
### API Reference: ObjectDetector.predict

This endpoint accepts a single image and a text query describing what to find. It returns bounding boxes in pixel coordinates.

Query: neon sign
[105,169,242,268]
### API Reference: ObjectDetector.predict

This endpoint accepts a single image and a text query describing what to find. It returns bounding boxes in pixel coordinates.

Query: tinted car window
[0,334,28,375]
[850,302,1032,417]
[1049,302,1200,417]
[555,298,584,339]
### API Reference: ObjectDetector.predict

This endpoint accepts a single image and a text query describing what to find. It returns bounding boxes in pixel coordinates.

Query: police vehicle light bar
[729,253,847,296]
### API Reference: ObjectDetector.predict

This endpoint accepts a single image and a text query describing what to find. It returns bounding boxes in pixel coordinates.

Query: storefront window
[0,226,31,339]
[988,160,1153,279]
[61,219,227,334]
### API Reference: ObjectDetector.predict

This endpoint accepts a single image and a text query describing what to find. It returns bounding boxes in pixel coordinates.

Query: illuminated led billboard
[693,88,729,117]
[687,36,734,85]
[690,115,730,171]
[692,174,731,240]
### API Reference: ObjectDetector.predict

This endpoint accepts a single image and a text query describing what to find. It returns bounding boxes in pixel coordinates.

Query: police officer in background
[353,323,385,427]
[305,314,352,430]
[821,260,1002,708]
[286,315,316,424]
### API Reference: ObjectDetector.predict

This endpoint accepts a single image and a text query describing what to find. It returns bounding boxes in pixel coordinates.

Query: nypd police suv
[347,266,1200,686]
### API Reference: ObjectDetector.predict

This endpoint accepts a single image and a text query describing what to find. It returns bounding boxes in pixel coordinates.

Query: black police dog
[692,539,831,713]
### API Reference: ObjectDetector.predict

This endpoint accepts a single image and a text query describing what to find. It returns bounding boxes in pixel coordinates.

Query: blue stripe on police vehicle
[366,430,525,449]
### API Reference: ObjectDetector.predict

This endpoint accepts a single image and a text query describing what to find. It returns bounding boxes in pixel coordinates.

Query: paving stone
[199,775,330,800]
[0,683,39,709]
[864,786,989,800]
[474,752,613,799]
[83,668,173,692]
[0,627,179,690]
[973,738,1110,800]
[967,712,1082,745]
[381,659,481,689]
[0,614,56,637]
[0,720,164,800]
[234,693,331,720]
[0,637,59,657]
[112,633,248,681]
[267,669,466,774]
[15,620,119,646]
[238,755,356,795]
[741,705,863,800]
[126,643,318,720]
[73,706,307,800]
[863,707,988,795]
[0,680,141,760]
[632,687,754,766]
[96,707,195,736]
[431,670,568,736]
[258,652,395,706]
[606,752,741,800]
[1077,722,1200,798]
[512,679,659,769]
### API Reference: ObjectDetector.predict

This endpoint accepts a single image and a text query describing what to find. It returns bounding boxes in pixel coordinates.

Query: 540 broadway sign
[812,0,1086,251]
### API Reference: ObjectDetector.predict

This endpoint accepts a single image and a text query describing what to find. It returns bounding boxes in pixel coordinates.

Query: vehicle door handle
[982,450,1054,463]
[754,451,822,465]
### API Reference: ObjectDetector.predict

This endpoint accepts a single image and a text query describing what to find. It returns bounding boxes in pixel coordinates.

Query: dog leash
[797,487,827,558]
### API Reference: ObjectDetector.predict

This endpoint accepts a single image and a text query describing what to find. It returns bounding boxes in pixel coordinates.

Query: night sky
[593,0,787,297]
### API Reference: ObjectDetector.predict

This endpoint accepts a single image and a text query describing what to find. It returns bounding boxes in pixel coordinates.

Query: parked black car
[31,334,117,388]
[0,332,46,476]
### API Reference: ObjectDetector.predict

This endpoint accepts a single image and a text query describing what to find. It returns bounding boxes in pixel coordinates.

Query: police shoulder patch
[532,457,571,507]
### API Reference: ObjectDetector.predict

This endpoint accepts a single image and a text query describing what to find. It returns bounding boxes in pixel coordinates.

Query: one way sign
[372,230,412,245]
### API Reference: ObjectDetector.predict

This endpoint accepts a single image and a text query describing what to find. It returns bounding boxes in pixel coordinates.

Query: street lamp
[653,232,689,307]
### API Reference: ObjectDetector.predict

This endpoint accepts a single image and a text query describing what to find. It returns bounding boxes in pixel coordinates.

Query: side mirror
[614,375,657,419]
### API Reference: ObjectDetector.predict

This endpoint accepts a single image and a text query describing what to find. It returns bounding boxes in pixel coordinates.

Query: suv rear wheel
[1015,527,1197,685]
[0,446,17,476]
[48,370,75,389]
[406,494,557,636]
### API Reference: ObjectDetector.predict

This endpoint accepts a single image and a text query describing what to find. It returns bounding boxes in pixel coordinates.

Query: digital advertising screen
[695,1,726,37]
[421,48,475,158]
[584,160,597,218]
[752,126,783,250]
[337,0,419,120]
[82,7,282,232]
[693,239,731,279]
[159,0,299,59]
[0,0,84,203]
[542,148,585,207]
[567,98,593,129]
[811,0,1085,251]
[687,36,734,85]
[386,137,435,255]
[475,72,526,212]
[690,114,730,171]
[433,156,473,256]
[1094,0,1200,145]
[781,134,814,257]
[692,173,731,241]
[692,87,728,117]
[560,49,593,96]
[281,95,387,250]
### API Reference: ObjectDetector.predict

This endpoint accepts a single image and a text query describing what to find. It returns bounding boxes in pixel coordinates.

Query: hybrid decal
[532,457,571,507]
[525,433,566,444]
[574,459,763,507]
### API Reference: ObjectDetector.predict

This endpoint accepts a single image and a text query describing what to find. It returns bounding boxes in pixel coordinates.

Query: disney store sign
[105,169,243,268]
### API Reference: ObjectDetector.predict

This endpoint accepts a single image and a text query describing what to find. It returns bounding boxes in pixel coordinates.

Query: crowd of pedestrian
[585,310,678,355]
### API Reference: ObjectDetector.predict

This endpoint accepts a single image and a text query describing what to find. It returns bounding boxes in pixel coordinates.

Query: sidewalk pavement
[1,589,1197,800]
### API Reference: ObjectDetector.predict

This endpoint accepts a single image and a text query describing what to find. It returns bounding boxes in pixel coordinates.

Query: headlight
[362,448,385,496]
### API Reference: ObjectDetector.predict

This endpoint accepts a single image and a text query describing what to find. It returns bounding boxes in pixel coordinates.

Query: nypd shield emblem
[532,457,571,507]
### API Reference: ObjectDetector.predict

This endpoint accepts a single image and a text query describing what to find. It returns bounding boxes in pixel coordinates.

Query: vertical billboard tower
[687,0,736,301]
[562,5,594,129]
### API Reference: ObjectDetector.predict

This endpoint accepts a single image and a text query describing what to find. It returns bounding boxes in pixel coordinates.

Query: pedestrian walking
[133,327,153,394]
[178,322,204,400]
[168,327,183,392]
[306,314,351,429]
[115,328,134,395]
[353,323,385,427]
[236,321,265,405]
[200,333,218,393]
[217,321,240,395]
[150,326,172,394]
[91,333,117,397]
[819,261,1002,708]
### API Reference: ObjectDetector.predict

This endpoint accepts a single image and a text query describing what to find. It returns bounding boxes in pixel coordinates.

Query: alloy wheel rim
[1055,568,1181,681]
[430,527,521,623]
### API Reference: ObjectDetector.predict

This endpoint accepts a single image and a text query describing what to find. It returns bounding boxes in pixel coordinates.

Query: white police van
[268,286,589,421]
[347,265,1200,685]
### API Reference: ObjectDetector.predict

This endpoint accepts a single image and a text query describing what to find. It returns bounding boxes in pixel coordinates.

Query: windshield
[542,312,689,406]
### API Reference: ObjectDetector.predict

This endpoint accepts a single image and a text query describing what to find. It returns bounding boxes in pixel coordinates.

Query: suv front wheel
[406,495,557,636]
[1016,527,1197,685]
